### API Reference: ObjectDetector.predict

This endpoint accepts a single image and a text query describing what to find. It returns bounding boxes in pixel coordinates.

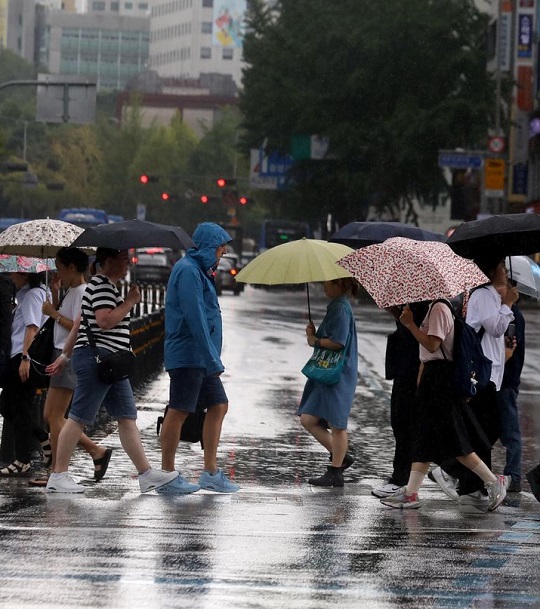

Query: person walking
[432,256,518,506]
[381,299,507,512]
[29,248,112,487]
[298,277,359,488]
[372,301,429,498]
[496,302,525,493]
[45,248,179,493]
[0,271,49,476]
[161,222,239,494]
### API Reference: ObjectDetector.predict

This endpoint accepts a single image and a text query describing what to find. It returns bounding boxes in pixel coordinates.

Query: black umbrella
[447,213,540,259]
[329,221,446,249]
[70,219,195,251]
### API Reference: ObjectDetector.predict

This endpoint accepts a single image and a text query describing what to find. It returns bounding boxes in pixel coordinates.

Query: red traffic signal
[216,177,237,188]
[200,194,209,204]
[161,192,170,201]
[140,174,158,184]
[239,196,248,205]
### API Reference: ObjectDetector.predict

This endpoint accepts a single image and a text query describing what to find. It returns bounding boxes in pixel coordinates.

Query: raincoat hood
[188,223,232,274]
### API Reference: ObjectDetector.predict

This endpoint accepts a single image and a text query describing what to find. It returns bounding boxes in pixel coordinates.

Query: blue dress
[298,296,358,429]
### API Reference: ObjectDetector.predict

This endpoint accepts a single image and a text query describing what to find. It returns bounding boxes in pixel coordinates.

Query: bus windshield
[57,208,109,228]
[260,219,311,250]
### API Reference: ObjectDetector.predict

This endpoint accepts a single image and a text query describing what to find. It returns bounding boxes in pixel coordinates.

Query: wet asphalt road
[0,286,539,609]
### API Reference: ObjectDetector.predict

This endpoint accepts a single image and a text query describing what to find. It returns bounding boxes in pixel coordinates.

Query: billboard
[212,0,246,48]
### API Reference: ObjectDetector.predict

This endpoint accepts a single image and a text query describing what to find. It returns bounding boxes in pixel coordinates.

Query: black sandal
[0,460,31,476]
[93,448,113,482]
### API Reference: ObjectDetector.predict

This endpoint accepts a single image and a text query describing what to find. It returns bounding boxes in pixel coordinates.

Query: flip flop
[93,448,113,482]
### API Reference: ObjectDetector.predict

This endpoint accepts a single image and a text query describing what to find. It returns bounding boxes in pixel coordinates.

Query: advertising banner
[212,0,247,48]
[517,14,534,59]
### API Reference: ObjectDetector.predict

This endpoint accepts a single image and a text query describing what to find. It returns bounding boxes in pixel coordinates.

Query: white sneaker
[371,481,401,498]
[46,472,85,493]
[430,466,459,501]
[139,468,179,493]
[485,475,507,512]
[458,490,489,507]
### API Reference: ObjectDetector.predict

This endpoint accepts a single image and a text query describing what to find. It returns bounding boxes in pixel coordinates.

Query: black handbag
[82,312,135,384]
[29,317,55,366]
[28,294,67,388]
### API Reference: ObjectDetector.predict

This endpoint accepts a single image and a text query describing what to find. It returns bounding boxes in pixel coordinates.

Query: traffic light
[216,177,236,188]
[161,192,170,201]
[238,196,248,205]
[200,194,209,204]
[140,174,158,184]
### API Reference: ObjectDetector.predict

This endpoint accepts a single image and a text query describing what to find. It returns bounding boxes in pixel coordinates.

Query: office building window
[200,47,211,59]
[222,48,233,60]
[202,0,213,7]
[92,1,106,9]
[125,2,133,7]
[111,2,119,10]
[201,22,212,34]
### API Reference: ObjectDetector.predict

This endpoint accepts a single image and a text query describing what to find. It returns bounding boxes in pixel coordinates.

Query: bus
[57,208,108,228]
[0,218,26,233]
[259,219,311,251]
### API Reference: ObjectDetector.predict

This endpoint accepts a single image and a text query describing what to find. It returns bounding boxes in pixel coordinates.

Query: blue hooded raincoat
[164,223,232,376]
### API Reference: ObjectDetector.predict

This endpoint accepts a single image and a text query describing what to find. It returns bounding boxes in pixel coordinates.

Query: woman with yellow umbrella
[236,238,358,487]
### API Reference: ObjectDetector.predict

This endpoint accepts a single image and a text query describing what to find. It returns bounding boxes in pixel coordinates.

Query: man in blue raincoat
[161,222,240,493]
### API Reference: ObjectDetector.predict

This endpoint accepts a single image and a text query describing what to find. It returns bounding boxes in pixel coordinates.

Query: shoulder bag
[28,289,63,388]
[301,336,350,385]
[82,311,135,384]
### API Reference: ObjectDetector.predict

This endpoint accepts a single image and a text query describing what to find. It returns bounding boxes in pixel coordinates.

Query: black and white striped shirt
[74,274,131,353]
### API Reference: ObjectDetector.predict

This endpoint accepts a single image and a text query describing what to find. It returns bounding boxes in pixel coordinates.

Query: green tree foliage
[241,0,494,226]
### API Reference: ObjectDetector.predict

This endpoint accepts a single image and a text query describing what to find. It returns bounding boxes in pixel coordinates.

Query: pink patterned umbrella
[0,255,55,274]
[337,236,489,308]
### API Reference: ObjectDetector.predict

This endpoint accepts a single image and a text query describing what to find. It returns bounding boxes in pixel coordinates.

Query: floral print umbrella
[0,255,56,274]
[337,236,489,308]
[0,218,86,257]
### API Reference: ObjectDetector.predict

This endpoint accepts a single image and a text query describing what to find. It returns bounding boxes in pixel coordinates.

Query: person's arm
[19,325,38,382]
[94,284,141,330]
[467,288,515,338]
[45,315,81,375]
[399,304,443,353]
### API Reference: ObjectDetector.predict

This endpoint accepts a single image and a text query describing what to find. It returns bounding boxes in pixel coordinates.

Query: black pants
[440,382,501,495]
[390,375,417,486]
[0,355,45,464]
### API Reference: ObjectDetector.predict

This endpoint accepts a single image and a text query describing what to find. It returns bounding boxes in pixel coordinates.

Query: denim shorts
[168,367,228,413]
[68,345,137,426]
[49,348,77,391]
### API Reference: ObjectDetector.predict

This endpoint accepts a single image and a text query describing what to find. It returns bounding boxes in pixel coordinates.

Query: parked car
[129,247,176,284]
[214,253,244,296]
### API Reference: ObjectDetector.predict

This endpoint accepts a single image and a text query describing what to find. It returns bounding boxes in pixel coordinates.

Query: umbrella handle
[306,283,312,323]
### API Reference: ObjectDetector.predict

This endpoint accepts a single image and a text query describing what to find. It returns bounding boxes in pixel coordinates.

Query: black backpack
[432,299,492,398]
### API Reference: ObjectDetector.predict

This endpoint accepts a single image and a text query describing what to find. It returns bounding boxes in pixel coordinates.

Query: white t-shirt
[465,284,514,391]
[11,285,49,357]
[419,301,455,363]
[54,284,86,350]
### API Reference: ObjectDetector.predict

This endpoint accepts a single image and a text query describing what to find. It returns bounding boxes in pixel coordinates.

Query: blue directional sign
[438,152,484,169]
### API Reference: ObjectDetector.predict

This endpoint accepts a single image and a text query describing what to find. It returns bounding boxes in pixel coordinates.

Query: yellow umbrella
[235,238,354,320]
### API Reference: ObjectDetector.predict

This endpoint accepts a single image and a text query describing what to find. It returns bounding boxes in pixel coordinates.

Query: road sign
[488,137,506,154]
[438,151,484,169]
[484,158,505,198]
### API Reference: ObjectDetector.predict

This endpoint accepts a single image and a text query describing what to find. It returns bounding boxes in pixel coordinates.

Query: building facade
[40,10,150,91]
[149,0,246,87]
